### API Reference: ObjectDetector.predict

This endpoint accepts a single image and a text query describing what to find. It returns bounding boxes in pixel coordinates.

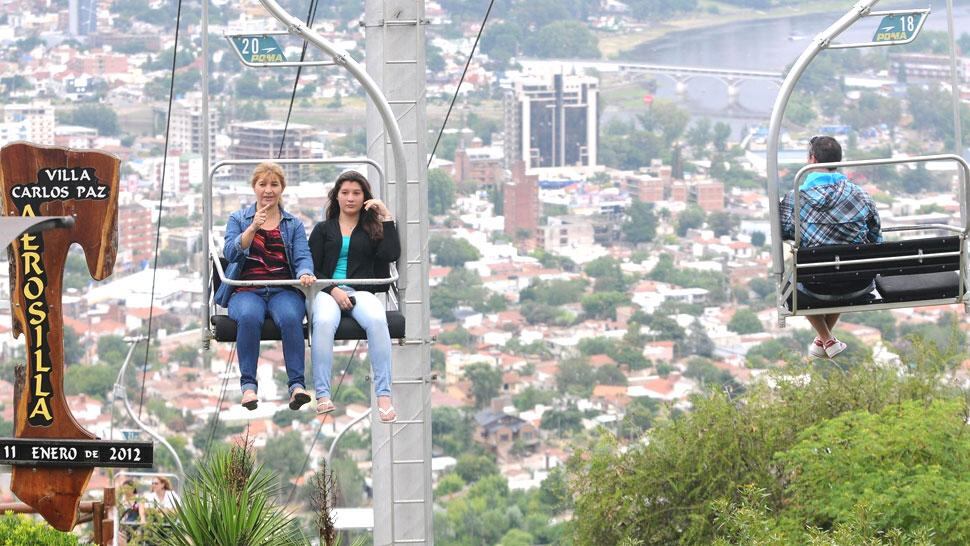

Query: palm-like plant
[150,441,307,545]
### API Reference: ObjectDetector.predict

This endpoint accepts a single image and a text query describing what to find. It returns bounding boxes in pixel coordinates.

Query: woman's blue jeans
[311,289,392,399]
[227,288,306,395]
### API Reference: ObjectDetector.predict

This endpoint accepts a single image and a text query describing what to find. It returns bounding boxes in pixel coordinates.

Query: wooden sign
[0,142,119,531]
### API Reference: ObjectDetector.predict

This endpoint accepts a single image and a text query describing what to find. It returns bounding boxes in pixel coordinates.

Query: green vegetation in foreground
[569,340,970,545]
[0,513,78,545]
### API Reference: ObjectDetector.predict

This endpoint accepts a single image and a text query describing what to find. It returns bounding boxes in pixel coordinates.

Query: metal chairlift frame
[204,157,401,340]
[200,0,434,543]
[766,0,970,327]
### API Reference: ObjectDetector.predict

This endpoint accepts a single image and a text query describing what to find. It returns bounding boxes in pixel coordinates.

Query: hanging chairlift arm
[112,337,185,479]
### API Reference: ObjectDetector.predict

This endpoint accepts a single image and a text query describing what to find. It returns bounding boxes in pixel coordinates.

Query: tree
[65,363,117,399]
[430,235,480,267]
[540,407,584,434]
[750,231,766,247]
[63,326,85,364]
[61,104,120,136]
[687,118,712,154]
[712,122,732,151]
[428,169,456,215]
[568,359,963,545]
[453,453,499,484]
[727,308,763,334]
[97,335,129,366]
[622,200,658,244]
[580,292,627,320]
[706,211,738,237]
[556,358,594,396]
[594,364,628,386]
[430,268,487,321]
[520,278,587,306]
[464,363,501,409]
[526,21,599,59]
[675,205,706,236]
[432,407,472,457]
[260,431,307,485]
[748,277,774,300]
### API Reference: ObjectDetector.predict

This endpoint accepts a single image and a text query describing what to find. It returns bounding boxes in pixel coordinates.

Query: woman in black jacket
[308,171,401,421]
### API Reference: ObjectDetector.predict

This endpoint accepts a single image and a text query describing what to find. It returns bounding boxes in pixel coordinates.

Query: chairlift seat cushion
[210,312,406,342]
[875,271,961,302]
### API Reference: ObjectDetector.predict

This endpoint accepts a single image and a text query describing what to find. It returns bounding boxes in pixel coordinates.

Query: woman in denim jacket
[215,162,316,411]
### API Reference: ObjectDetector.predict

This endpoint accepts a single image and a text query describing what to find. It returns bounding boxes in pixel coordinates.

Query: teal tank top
[333,236,350,280]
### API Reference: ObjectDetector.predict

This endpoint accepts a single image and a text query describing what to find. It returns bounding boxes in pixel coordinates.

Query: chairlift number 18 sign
[230,35,286,63]
[872,12,926,43]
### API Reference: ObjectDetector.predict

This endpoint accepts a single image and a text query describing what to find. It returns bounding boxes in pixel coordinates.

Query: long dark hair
[326,171,384,240]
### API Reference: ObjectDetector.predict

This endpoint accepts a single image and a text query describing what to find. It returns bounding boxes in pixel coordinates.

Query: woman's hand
[300,274,316,287]
[363,198,391,220]
[331,287,354,310]
[250,201,274,231]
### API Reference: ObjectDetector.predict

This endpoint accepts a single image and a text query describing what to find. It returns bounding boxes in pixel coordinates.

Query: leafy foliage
[568,358,964,545]
[0,513,78,545]
[152,442,305,545]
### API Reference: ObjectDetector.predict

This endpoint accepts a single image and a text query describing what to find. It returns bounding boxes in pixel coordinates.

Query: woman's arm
[223,211,254,264]
[374,220,401,263]
[290,222,315,279]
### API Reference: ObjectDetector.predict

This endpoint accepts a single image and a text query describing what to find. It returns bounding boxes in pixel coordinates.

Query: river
[602,2,970,127]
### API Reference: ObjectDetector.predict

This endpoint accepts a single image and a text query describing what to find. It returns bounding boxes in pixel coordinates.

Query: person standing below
[147,477,180,512]
[780,136,882,358]
[215,162,317,410]
[309,171,400,422]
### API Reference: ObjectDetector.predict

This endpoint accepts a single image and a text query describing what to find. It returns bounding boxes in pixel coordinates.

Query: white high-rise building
[503,70,598,170]
[2,102,56,145]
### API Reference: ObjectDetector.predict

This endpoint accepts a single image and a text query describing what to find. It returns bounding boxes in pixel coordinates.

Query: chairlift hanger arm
[112,337,185,479]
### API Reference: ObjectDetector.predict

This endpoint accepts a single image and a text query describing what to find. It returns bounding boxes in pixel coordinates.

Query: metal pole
[201,0,212,350]
[256,0,410,303]
[946,0,963,157]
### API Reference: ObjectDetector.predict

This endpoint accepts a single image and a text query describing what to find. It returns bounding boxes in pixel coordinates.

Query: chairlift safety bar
[791,154,970,245]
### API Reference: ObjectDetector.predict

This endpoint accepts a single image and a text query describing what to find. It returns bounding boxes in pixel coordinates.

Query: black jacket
[308,218,401,293]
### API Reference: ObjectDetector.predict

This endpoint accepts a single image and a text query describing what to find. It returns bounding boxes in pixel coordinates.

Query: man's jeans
[311,288,392,399]
[227,288,306,395]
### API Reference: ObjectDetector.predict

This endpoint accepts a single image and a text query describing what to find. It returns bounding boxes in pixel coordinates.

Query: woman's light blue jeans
[311,288,392,399]
[227,287,307,395]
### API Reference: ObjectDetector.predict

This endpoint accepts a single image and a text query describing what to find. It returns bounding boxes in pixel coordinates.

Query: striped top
[238,228,290,290]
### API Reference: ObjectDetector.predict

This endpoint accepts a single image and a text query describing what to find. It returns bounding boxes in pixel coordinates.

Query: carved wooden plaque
[0,142,119,531]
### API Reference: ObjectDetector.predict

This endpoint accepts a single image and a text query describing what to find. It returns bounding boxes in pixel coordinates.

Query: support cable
[137,0,184,418]
[204,344,238,454]
[427,0,496,167]
[278,0,324,158]
[285,340,361,504]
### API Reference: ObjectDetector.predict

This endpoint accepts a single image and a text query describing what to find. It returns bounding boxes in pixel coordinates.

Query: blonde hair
[250,162,286,188]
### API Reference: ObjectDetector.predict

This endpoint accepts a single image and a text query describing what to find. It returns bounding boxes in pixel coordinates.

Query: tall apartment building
[504,72,598,170]
[503,161,538,248]
[2,102,55,145]
[228,120,316,181]
[117,203,154,272]
[68,0,97,36]
[169,98,218,156]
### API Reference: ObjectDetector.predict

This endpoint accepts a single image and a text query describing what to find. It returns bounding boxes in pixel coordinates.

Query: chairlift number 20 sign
[230,35,287,63]
[872,12,926,43]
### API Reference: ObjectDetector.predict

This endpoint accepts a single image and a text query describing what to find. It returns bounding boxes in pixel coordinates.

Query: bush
[0,513,78,544]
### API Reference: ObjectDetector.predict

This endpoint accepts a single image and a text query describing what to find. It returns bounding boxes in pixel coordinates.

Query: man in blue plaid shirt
[780,136,882,358]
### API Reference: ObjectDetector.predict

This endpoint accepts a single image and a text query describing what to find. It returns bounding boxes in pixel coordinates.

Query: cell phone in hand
[348,296,356,307]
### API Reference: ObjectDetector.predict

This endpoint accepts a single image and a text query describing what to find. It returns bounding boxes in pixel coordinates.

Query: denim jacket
[214,203,315,307]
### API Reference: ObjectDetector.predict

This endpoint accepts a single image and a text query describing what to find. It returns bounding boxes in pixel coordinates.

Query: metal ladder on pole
[365,0,433,544]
